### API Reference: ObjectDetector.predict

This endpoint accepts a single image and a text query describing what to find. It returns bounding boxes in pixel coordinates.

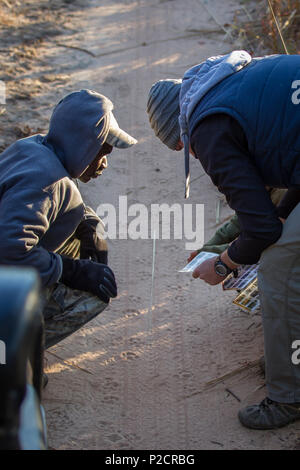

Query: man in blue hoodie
[0,89,137,350]
[147,51,300,429]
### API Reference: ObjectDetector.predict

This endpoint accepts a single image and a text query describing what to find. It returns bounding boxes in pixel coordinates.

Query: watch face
[215,262,228,276]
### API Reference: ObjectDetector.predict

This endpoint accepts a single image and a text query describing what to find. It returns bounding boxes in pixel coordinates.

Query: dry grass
[0,1,25,28]
[0,0,79,151]
[233,0,300,54]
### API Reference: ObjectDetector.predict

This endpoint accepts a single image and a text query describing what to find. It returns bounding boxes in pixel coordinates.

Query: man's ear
[175,140,184,151]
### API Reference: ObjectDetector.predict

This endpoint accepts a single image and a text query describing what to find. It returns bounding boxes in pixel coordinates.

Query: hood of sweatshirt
[44,89,112,178]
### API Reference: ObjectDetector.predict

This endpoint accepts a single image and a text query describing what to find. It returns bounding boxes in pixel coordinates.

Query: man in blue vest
[147,51,300,430]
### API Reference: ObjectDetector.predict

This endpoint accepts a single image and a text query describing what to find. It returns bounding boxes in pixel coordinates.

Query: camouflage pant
[42,234,108,349]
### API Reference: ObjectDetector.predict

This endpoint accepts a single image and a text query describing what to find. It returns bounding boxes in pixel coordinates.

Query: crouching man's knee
[92,237,108,264]
[42,283,108,349]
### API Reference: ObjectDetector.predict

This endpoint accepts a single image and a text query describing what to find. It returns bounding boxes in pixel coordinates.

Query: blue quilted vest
[188,54,300,189]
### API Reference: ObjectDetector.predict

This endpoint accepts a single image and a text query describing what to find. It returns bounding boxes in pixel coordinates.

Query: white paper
[179,251,217,273]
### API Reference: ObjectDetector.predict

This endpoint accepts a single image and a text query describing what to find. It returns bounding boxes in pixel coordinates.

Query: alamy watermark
[291,80,300,105]
[291,340,300,365]
[0,340,6,365]
[96,196,204,250]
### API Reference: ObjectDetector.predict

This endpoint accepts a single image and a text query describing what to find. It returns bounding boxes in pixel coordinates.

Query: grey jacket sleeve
[0,186,62,287]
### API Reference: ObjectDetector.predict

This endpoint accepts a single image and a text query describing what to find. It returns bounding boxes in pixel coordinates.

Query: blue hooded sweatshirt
[0,90,112,287]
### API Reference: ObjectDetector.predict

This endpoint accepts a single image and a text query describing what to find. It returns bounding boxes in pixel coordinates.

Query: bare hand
[192,256,224,285]
[187,250,200,263]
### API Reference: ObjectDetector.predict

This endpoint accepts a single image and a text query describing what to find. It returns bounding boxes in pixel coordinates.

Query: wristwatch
[214,255,234,277]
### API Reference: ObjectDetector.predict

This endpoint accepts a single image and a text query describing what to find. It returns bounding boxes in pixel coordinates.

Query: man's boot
[238,397,300,429]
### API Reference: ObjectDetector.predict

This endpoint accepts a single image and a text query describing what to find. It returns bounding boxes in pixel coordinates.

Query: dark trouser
[258,202,300,402]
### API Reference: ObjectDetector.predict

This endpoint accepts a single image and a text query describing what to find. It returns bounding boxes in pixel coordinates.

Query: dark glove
[76,217,108,265]
[60,255,117,303]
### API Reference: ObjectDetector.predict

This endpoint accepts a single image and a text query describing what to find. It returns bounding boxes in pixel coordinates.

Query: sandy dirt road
[1,0,299,450]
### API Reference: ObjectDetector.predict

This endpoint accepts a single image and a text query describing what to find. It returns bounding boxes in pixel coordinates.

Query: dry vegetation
[233,0,300,54]
[0,0,88,151]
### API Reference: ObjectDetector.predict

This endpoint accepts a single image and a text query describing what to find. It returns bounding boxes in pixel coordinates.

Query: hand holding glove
[60,255,117,303]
